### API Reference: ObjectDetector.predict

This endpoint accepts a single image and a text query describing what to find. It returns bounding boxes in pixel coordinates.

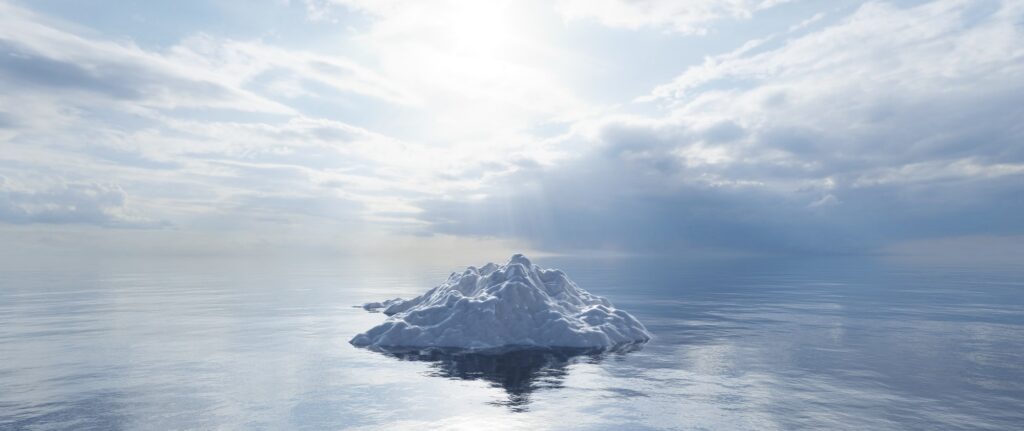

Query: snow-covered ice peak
[351,254,652,350]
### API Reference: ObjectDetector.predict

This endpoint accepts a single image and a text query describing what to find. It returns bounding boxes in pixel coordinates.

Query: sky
[0,0,1022,259]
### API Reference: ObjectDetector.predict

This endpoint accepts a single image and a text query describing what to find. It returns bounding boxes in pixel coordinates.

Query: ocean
[2,254,1022,430]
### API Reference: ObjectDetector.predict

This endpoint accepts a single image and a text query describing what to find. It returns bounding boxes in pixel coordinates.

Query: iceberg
[350,254,651,350]
[360,298,403,312]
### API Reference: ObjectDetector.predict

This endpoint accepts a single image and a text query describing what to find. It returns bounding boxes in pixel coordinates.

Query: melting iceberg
[350,254,651,350]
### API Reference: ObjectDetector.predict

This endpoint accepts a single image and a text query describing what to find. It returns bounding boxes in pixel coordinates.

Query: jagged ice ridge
[351,254,652,350]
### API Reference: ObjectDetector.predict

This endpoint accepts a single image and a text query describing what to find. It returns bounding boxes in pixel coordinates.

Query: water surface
[1,255,1022,430]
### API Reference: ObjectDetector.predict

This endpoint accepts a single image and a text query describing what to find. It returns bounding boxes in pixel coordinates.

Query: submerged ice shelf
[351,254,651,350]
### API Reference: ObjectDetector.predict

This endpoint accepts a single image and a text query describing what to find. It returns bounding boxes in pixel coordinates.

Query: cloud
[1,0,1021,258]
[302,0,591,145]
[0,3,430,122]
[414,0,1024,254]
[0,4,294,115]
[0,177,162,227]
[167,34,419,106]
[649,1,1022,103]
[415,124,874,254]
[0,2,433,235]
[554,0,793,34]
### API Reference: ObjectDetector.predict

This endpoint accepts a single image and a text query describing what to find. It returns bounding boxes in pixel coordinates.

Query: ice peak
[507,253,533,267]
[351,256,651,350]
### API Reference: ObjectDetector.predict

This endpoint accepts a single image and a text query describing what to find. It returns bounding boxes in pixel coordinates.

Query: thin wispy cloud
[555,0,794,34]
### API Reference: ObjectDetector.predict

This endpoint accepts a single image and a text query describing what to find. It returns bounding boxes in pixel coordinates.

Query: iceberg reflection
[367,344,646,412]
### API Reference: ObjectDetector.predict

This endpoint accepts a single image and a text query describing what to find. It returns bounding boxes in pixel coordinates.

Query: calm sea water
[1,255,1022,430]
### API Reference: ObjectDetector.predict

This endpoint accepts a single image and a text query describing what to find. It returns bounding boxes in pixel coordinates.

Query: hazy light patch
[319,0,590,148]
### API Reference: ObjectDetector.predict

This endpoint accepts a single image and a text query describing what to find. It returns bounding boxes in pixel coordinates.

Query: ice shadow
[367,343,646,412]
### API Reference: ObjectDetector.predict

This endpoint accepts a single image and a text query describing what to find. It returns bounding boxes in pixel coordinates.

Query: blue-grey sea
[1,254,1022,430]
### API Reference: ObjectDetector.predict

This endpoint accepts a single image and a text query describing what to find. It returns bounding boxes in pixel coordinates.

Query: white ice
[350,254,651,350]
